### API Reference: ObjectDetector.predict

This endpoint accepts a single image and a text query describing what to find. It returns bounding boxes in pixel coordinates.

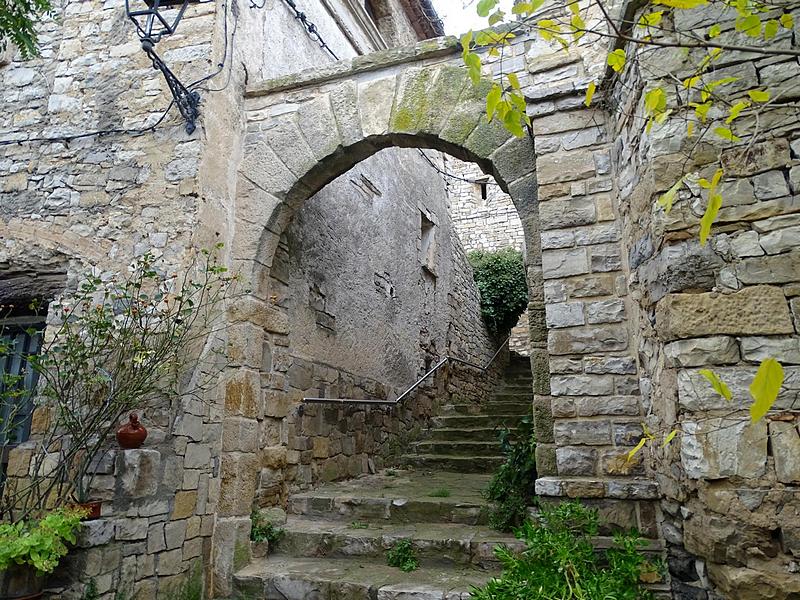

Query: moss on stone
[390,69,433,133]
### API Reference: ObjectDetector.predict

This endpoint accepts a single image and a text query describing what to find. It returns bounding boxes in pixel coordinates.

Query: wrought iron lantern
[125,0,201,134]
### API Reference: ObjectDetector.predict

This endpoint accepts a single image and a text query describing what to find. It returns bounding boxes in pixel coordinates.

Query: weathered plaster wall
[610,3,800,598]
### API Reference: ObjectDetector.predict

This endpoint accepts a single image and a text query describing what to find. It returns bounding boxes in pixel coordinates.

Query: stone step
[432,414,524,429]
[412,440,501,456]
[234,556,496,600]
[287,470,493,526]
[399,453,505,474]
[443,402,530,416]
[427,427,509,442]
[272,517,522,569]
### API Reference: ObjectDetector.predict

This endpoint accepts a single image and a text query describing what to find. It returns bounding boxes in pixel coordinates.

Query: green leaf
[487,84,503,122]
[726,100,750,124]
[460,31,473,54]
[692,101,712,122]
[584,82,596,107]
[537,19,559,41]
[644,87,667,115]
[464,52,482,85]
[488,9,505,25]
[607,49,626,73]
[661,430,679,448]
[656,177,685,213]
[699,369,732,401]
[476,0,499,17]
[748,89,770,102]
[735,14,762,37]
[764,19,779,39]
[654,0,707,7]
[708,23,722,38]
[571,14,586,40]
[714,127,741,142]
[699,192,723,245]
[749,358,784,423]
[507,72,521,91]
[639,11,664,27]
[780,13,794,29]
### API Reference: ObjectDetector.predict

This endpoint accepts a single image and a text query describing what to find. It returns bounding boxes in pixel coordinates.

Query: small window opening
[420,210,436,273]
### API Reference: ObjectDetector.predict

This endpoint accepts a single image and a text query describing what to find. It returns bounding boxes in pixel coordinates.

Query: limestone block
[752,169,790,200]
[656,285,794,340]
[556,446,598,475]
[726,230,764,257]
[584,356,637,375]
[119,449,161,498]
[707,563,800,599]
[539,198,596,230]
[759,225,800,255]
[721,138,790,176]
[548,325,628,355]
[769,421,800,483]
[147,523,166,554]
[172,490,198,520]
[532,108,604,135]
[184,443,211,469]
[575,223,619,246]
[490,135,536,185]
[225,369,262,418]
[541,230,575,249]
[664,336,740,367]
[77,519,114,548]
[553,419,612,445]
[678,366,800,412]
[297,95,342,161]
[545,302,584,328]
[358,76,396,138]
[605,480,659,499]
[586,299,625,324]
[240,141,297,197]
[550,374,614,396]
[164,520,187,550]
[542,248,589,279]
[156,548,183,576]
[740,336,800,364]
[116,517,148,541]
[329,81,362,147]
[736,251,800,284]
[537,149,596,184]
[589,245,621,273]
[681,418,767,479]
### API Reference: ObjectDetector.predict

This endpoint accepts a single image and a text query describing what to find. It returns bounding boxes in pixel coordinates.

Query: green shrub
[386,539,419,572]
[467,248,528,335]
[485,415,537,532]
[250,510,284,546]
[0,506,87,574]
[471,502,658,600]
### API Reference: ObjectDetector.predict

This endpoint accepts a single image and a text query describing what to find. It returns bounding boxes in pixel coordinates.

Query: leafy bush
[471,502,658,600]
[467,248,528,335]
[0,506,87,574]
[386,539,419,572]
[485,415,537,532]
[250,510,284,546]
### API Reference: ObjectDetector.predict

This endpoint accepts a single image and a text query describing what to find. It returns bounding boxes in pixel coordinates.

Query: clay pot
[115,413,148,449]
[75,500,102,520]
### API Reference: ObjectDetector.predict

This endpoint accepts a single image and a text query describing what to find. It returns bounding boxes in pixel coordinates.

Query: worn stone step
[272,517,522,569]
[412,440,501,456]
[432,414,524,429]
[234,556,496,600]
[399,453,504,474]
[427,427,508,442]
[444,402,529,416]
[287,470,493,525]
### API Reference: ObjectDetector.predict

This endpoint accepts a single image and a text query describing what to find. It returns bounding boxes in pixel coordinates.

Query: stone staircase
[400,353,533,473]
[232,354,533,599]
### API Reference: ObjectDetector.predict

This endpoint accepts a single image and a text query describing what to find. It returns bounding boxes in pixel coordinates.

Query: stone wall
[609,3,800,597]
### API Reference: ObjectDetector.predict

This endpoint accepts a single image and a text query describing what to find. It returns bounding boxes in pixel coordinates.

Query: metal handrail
[302,335,511,407]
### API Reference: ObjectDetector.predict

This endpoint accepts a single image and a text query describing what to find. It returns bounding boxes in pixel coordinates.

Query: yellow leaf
[645,87,667,115]
[662,430,679,448]
[699,192,723,245]
[568,1,579,16]
[780,13,794,29]
[571,14,586,40]
[653,0,707,8]
[507,72,520,91]
[607,49,626,73]
[639,11,664,27]
[488,47,500,57]
[486,84,503,122]
[748,89,770,102]
[735,14,762,37]
[708,24,721,38]
[714,127,741,142]
[538,19,557,41]
[749,358,784,423]
[657,177,685,213]
[699,368,732,400]
[460,31,474,54]
[726,101,750,124]
[683,75,701,90]
[764,19,779,39]
[584,81,596,107]
[711,167,724,187]
[627,437,647,462]
[692,101,712,122]
[687,121,695,137]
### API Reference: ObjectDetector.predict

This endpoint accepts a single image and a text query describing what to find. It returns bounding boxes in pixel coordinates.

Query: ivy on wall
[467,247,528,336]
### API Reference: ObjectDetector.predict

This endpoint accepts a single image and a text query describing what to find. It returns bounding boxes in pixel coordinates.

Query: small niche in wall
[472,176,489,204]
[419,210,437,276]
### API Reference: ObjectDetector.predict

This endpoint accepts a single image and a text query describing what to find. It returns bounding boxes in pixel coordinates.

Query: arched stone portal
[213,37,655,593]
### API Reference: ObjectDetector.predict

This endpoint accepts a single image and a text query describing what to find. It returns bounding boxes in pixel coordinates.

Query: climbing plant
[467,247,528,336]
[0,0,53,58]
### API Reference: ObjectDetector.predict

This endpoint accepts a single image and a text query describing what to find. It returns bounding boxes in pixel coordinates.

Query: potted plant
[0,506,87,599]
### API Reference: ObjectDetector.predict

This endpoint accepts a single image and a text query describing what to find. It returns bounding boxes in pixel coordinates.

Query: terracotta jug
[116,413,148,449]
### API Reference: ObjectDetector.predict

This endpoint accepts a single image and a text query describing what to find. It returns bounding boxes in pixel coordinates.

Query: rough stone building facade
[1,0,800,598]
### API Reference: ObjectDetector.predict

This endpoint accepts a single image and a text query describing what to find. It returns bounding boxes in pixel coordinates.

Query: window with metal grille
[1,316,44,485]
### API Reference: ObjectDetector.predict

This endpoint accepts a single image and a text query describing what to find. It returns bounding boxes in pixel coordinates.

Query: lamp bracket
[142,40,201,134]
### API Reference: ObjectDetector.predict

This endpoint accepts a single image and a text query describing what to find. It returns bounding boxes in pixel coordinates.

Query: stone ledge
[535,476,660,499]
